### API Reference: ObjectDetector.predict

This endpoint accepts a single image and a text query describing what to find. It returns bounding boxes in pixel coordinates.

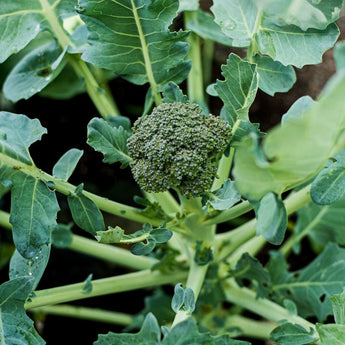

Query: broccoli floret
[127,102,231,198]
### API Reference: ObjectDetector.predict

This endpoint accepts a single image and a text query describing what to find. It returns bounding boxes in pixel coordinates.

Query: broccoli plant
[1,0,345,344]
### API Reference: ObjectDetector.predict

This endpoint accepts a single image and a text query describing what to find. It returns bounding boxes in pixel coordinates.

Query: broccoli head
[127,102,231,198]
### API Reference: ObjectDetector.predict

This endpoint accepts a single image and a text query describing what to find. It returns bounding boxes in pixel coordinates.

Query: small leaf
[183,288,195,313]
[253,54,296,96]
[67,186,105,236]
[3,41,67,102]
[9,244,50,290]
[87,117,132,167]
[215,54,258,126]
[162,82,188,104]
[270,323,317,345]
[205,179,241,211]
[317,323,345,345]
[330,288,345,325]
[53,148,83,181]
[194,241,214,266]
[149,228,172,244]
[230,253,270,298]
[96,226,124,243]
[95,312,160,345]
[311,150,345,205]
[130,238,156,256]
[82,273,93,294]
[256,192,287,245]
[171,283,185,313]
[51,223,73,248]
[0,277,44,345]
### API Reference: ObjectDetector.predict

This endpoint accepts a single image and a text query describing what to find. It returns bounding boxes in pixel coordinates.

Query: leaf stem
[184,11,206,109]
[224,280,316,332]
[38,0,119,118]
[30,304,133,326]
[0,153,163,226]
[25,269,187,309]
[130,0,162,106]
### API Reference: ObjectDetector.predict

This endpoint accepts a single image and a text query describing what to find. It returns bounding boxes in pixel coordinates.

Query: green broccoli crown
[127,102,231,198]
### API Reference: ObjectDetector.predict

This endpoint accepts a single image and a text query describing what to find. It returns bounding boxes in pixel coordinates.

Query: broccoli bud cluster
[127,102,231,198]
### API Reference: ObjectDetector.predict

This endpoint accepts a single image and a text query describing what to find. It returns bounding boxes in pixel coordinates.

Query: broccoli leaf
[233,70,345,200]
[186,9,233,46]
[0,277,44,345]
[178,0,199,12]
[257,0,343,31]
[252,54,296,96]
[0,0,76,64]
[67,185,105,236]
[95,313,250,344]
[269,244,345,321]
[53,148,84,181]
[281,96,316,125]
[87,117,132,168]
[256,192,287,245]
[257,21,339,68]
[330,288,345,325]
[51,223,73,248]
[0,111,47,164]
[270,322,318,345]
[293,198,345,252]
[78,0,190,89]
[3,40,67,102]
[9,244,51,290]
[162,82,188,104]
[316,324,345,344]
[215,53,258,126]
[211,0,260,48]
[334,40,345,71]
[230,253,271,298]
[311,149,345,205]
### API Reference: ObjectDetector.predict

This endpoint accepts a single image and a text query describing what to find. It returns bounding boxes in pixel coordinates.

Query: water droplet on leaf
[220,19,236,31]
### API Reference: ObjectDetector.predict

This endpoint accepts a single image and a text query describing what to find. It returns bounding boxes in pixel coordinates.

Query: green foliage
[0,277,44,344]
[78,0,190,89]
[127,102,231,197]
[0,1,345,344]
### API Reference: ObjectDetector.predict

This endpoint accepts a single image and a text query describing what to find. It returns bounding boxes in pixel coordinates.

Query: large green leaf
[3,40,67,102]
[211,0,260,48]
[78,0,190,88]
[317,324,345,345]
[0,0,76,63]
[0,277,44,345]
[10,173,59,259]
[256,0,343,31]
[330,288,345,325]
[233,71,345,200]
[215,54,258,126]
[269,243,345,321]
[257,20,339,68]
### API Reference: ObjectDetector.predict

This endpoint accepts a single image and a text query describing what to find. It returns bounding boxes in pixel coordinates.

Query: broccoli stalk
[127,102,231,198]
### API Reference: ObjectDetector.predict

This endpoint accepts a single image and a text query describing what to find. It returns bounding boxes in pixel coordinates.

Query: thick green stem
[26,269,187,309]
[224,281,316,332]
[70,235,157,270]
[38,0,119,118]
[30,304,133,326]
[0,153,163,226]
[184,11,205,108]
